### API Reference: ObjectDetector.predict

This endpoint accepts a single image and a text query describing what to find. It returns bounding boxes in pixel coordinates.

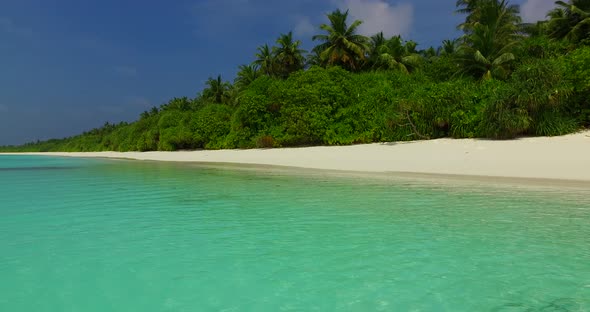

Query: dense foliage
[2,0,589,152]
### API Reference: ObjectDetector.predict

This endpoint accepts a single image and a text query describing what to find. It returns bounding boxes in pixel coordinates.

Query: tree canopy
[312,9,369,71]
[2,0,589,152]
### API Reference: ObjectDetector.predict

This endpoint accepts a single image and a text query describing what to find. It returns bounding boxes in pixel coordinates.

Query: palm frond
[474,50,491,65]
[492,52,515,65]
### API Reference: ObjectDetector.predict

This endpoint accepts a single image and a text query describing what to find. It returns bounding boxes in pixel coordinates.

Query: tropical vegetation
[1,0,589,152]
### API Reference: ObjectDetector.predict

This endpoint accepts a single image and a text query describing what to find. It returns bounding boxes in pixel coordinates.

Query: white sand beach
[7,130,590,182]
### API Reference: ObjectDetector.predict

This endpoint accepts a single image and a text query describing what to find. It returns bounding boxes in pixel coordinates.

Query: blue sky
[0,0,555,145]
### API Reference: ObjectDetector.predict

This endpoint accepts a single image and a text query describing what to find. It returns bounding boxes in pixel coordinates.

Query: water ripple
[1,156,589,311]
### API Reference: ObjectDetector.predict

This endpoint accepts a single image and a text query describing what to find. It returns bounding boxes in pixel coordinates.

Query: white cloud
[333,0,414,37]
[294,16,316,37]
[521,0,556,23]
[0,17,33,37]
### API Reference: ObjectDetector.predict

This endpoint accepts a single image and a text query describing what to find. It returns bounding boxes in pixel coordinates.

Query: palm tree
[367,32,386,65]
[312,9,370,71]
[203,75,230,103]
[457,0,522,79]
[521,20,550,37]
[368,33,423,73]
[457,0,521,33]
[405,40,419,54]
[421,46,438,59]
[438,39,460,56]
[234,64,260,89]
[254,44,277,77]
[369,32,388,53]
[547,0,590,43]
[159,97,192,111]
[456,0,480,15]
[273,32,307,78]
[306,50,323,67]
[456,0,484,31]
[224,84,242,107]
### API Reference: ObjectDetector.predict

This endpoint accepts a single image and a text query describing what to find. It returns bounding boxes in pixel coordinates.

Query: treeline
[2,0,589,152]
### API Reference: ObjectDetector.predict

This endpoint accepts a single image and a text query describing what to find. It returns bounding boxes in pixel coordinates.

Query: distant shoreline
[3,130,590,184]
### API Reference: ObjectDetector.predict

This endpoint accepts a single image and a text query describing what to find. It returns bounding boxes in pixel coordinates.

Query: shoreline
[3,130,590,184]
[168,162,590,191]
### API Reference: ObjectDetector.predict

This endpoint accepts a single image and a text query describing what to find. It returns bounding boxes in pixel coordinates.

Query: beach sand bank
[5,130,590,182]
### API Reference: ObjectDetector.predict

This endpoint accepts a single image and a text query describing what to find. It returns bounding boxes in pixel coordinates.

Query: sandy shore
[5,130,590,182]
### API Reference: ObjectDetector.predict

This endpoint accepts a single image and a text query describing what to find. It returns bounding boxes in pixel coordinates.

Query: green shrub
[531,110,578,136]
[4,48,589,153]
[562,46,590,125]
[516,36,570,61]
[420,56,461,82]
[478,85,531,139]
[274,67,353,146]
[191,104,232,149]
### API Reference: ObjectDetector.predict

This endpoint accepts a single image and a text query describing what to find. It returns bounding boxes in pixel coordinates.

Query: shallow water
[1,155,589,311]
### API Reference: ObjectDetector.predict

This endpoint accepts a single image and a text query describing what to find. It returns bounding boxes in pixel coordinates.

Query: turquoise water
[1,155,589,311]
